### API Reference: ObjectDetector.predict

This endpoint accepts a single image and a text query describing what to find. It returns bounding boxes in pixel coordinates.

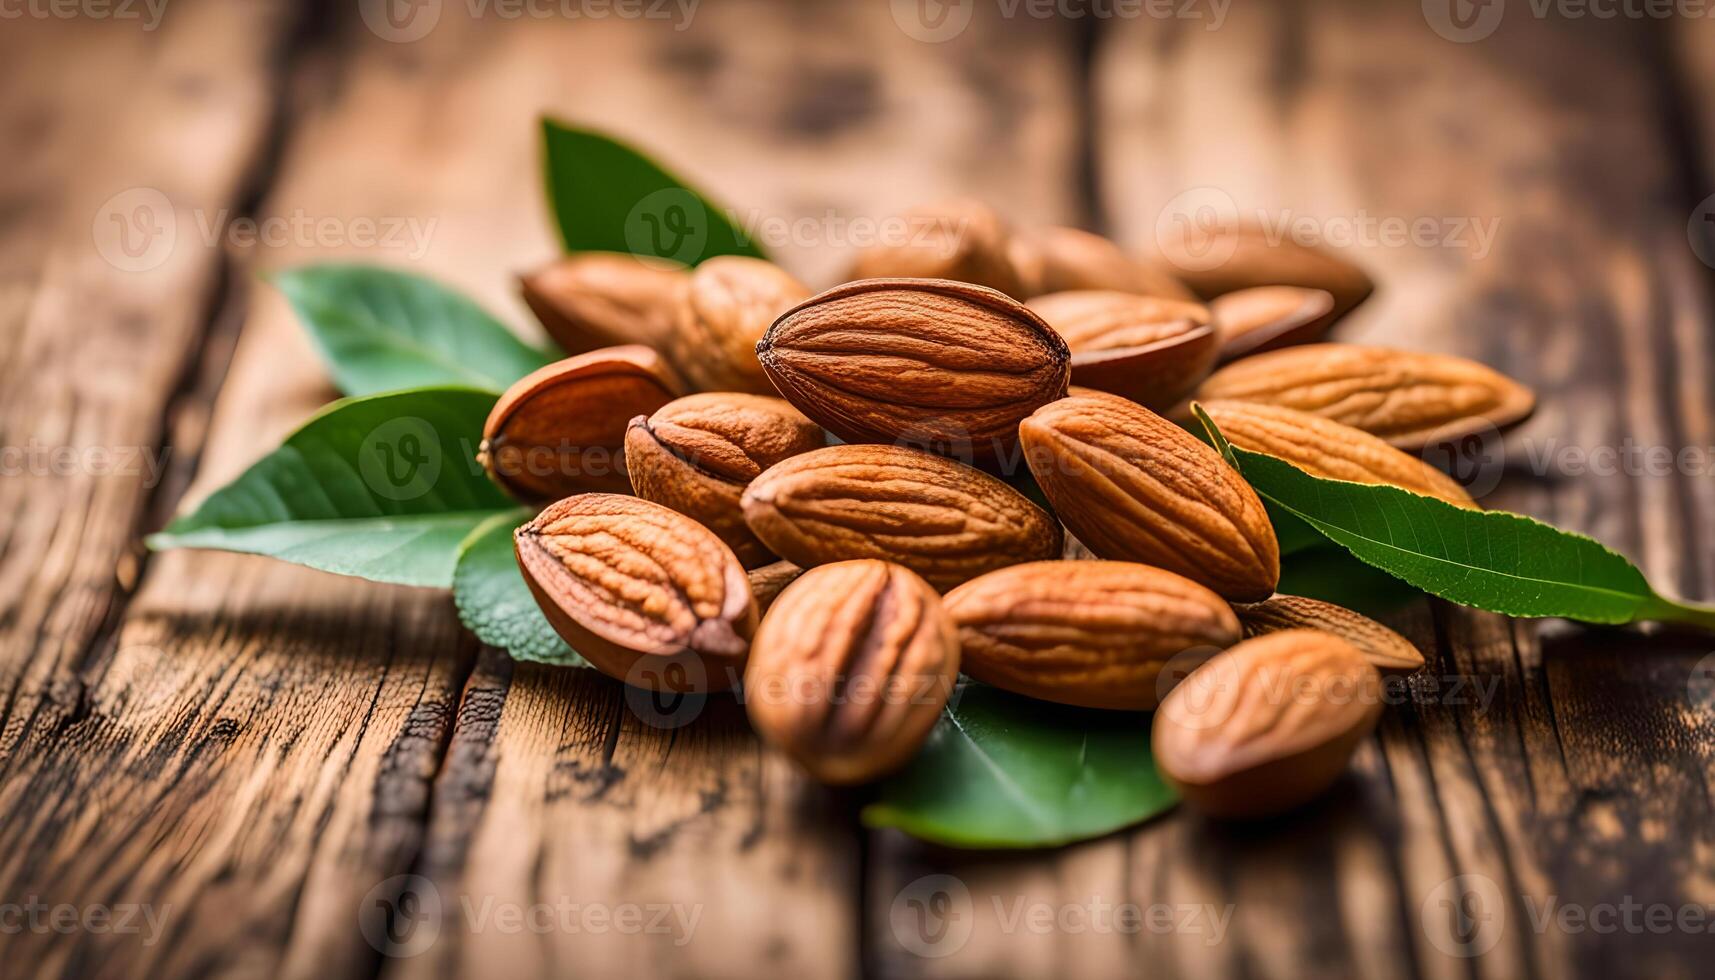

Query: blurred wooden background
[3,0,1715,977]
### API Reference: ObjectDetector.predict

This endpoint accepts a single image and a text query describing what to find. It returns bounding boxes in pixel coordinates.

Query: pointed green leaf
[453,512,588,666]
[149,388,515,588]
[1193,405,1715,629]
[273,264,554,396]
[863,682,1178,849]
[542,118,765,264]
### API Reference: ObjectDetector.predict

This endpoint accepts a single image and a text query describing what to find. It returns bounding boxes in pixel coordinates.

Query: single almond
[745,560,959,784]
[1191,343,1536,449]
[515,494,756,692]
[1020,391,1279,601]
[519,252,686,355]
[1028,291,1219,409]
[1154,219,1374,316]
[480,345,684,500]
[1210,285,1338,361]
[757,278,1070,463]
[1199,400,1477,508]
[747,560,804,613]
[849,198,1024,298]
[1009,225,1197,301]
[741,444,1063,592]
[1153,629,1382,819]
[625,393,824,567]
[944,560,1241,710]
[1234,595,1425,674]
[667,256,811,394]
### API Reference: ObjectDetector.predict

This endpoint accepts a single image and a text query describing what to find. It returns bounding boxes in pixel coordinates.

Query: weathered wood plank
[392,3,1086,978]
[871,7,1715,980]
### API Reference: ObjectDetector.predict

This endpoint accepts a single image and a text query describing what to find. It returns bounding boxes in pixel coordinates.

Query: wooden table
[4,2,1715,977]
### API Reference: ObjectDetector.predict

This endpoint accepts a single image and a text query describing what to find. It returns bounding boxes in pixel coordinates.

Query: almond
[515,494,756,692]
[1155,219,1373,316]
[741,444,1063,592]
[1191,344,1536,449]
[944,560,1241,710]
[745,560,959,784]
[519,252,686,355]
[625,393,825,567]
[1152,629,1383,819]
[849,198,1024,298]
[1198,400,1477,508]
[667,256,811,394]
[747,560,804,613]
[1234,595,1425,674]
[1027,291,1219,409]
[480,345,684,501]
[1210,285,1338,361]
[1020,391,1279,601]
[757,278,1070,463]
[1008,225,1197,301]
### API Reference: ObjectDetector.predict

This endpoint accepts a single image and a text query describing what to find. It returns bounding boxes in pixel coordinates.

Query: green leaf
[1193,405,1715,630]
[149,388,516,588]
[862,682,1178,849]
[453,512,588,666]
[542,118,766,265]
[272,264,554,397]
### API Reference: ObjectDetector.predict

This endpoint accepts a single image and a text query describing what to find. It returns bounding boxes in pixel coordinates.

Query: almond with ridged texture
[515,494,756,692]
[745,560,959,784]
[944,561,1241,710]
[757,278,1070,463]
[1027,291,1219,409]
[1154,219,1373,316]
[519,252,686,355]
[1153,630,1382,819]
[1008,225,1197,301]
[667,256,810,394]
[1198,400,1477,508]
[626,393,823,567]
[747,560,803,614]
[1020,391,1278,601]
[480,345,683,500]
[1210,285,1337,361]
[849,199,1025,298]
[741,444,1063,592]
[1234,595,1425,674]
[1191,344,1536,449]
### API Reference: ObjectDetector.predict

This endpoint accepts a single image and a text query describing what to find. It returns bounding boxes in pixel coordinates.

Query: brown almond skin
[1210,285,1338,362]
[625,393,824,568]
[515,494,757,692]
[668,257,811,394]
[757,278,1070,463]
[1191,344,1536,449]
[745,560,959,784]
[1153,630,1383,819]
[741,444,1063,592]
[1156,220,1374,317]
[1020,391,1279,601]
[1234,596,1425,674]
[849,199,1025,298]
[944,560,1241,710]
[519,252,687,355]
[1009,225,1198,301]
[747,560,804,614]
[1199,400,1478,508]
[480,346,684,501]
[1027,291,1219,409]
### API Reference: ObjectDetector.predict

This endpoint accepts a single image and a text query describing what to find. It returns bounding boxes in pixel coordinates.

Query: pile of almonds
[489,199,1536,820]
